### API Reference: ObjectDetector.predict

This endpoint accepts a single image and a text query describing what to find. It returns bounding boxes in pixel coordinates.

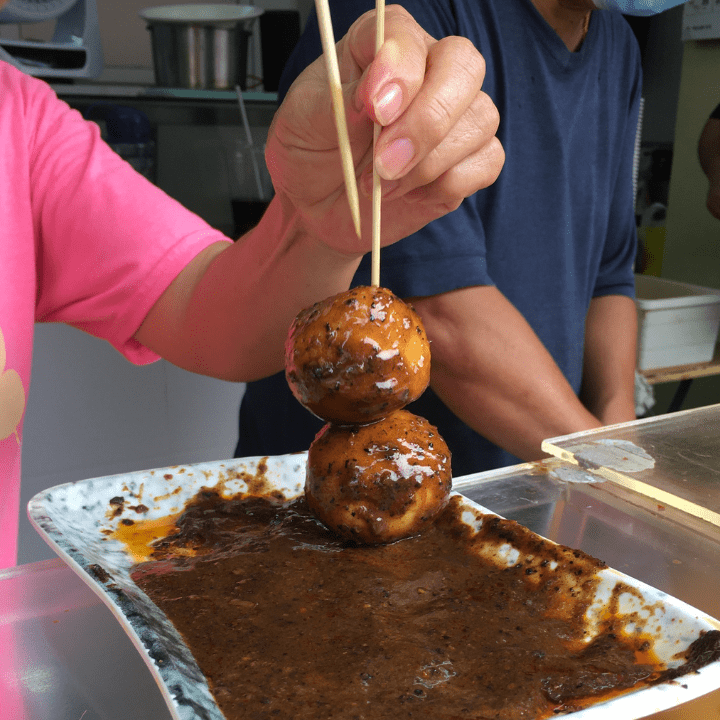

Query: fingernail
[376,138,415,180]
[373,82,403,125]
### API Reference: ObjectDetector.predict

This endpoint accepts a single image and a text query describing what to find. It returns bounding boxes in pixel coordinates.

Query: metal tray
[28,454,720,720]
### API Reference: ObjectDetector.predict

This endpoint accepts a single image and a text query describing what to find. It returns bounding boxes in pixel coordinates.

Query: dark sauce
[130,492,720,720]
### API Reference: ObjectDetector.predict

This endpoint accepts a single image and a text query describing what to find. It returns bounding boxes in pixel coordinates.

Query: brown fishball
[285,286,431,424]
[305,409,452,545]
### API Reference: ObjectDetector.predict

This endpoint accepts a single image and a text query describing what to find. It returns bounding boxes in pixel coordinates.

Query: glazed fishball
[285,286,430,424]
[306,409,452,544]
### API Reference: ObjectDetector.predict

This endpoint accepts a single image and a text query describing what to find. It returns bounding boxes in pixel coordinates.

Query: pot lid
[139,4,263,25]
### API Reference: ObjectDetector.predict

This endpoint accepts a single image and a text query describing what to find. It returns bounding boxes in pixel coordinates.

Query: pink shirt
[0,61,230,569]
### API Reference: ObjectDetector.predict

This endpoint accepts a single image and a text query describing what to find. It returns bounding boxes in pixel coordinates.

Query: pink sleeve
[28,82,231,364]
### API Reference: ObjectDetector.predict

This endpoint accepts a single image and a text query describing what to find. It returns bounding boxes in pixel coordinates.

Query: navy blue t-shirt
[236,0,641,477]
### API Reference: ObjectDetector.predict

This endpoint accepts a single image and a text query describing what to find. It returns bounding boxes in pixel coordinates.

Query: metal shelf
[51,82,279,127]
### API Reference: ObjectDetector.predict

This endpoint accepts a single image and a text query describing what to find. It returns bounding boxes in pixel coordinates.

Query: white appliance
[0,0,102,78]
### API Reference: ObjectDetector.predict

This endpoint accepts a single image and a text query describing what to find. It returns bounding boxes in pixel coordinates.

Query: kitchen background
[2,1,718,564]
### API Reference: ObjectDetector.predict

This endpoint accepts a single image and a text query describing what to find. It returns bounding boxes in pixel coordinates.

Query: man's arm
[579,293,637,425]
[134,6,503,381]
[411,286,604,463]
[699,116,720,221]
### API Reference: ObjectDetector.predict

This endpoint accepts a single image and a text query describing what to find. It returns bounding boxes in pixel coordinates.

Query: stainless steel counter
[51,83,279,128]
[3,408,720,719]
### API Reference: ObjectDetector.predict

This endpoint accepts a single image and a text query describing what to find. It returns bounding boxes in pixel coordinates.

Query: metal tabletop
[3,408,720,719]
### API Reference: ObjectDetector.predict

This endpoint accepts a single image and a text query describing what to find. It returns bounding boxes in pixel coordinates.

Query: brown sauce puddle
[114,489,720,720]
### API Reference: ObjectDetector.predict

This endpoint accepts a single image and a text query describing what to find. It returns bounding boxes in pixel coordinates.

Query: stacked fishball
[285,286,452,544]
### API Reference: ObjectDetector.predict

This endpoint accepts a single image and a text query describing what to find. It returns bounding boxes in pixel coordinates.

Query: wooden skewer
[315,0,362,239]
[371,0,385,288]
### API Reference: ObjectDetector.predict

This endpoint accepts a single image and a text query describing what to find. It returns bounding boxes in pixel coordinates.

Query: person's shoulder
[595,10,642,51]
[1,59,47,90]
[0,58,28,84]
[0,59,59,111]
[591,11,641,72]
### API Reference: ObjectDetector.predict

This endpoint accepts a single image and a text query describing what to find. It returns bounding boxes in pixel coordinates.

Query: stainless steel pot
[139,4,263,90]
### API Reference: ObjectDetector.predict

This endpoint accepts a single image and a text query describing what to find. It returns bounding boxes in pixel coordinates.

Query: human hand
[266,4,504,255]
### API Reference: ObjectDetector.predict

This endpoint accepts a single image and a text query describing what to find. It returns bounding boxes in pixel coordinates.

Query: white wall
[20,325,245,565]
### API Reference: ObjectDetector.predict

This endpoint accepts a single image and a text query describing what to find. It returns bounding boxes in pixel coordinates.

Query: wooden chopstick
[314,0,362,239]
[371,0,385,287]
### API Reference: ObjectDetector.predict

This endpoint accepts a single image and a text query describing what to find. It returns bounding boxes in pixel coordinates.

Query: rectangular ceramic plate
[28,455,720,720]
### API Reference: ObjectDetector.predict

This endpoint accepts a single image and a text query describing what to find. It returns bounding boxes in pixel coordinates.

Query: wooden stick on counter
[315,0,362,239]
[371,0,385,287]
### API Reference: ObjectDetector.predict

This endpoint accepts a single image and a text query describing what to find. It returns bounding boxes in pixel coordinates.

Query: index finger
[341,6,487,182]
[375,34,486,181]
[340,5,432,125]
